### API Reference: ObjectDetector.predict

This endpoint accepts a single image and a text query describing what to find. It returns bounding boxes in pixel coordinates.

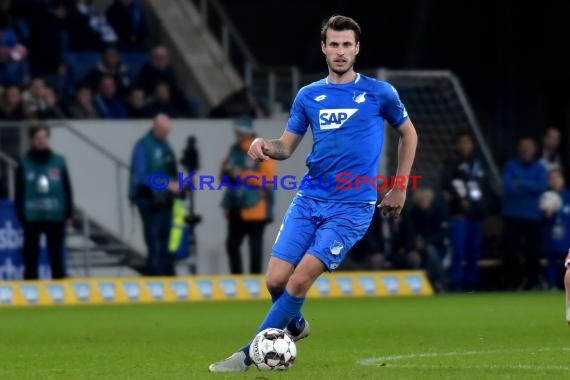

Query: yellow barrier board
[0,270,433,307]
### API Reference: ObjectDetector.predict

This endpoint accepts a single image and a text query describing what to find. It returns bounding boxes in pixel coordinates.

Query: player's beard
[328,56,355,77]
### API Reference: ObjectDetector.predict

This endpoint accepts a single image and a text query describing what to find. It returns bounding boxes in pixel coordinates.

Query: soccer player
[208,15,418,372]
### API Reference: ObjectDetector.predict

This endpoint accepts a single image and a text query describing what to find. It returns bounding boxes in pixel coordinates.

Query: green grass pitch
[0,292,568,379]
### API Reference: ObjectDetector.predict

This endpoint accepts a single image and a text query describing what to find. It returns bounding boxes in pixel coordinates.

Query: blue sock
[270,289,284,303]
[270,289,305,334]
[242,290,305,357]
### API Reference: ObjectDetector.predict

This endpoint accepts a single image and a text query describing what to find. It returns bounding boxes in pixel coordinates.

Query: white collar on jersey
[325,73,361,85]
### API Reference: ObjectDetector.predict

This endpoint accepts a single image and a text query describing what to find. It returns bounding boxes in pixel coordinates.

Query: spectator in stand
[441,131,493,291]
[66,0,118,51]
[106,0,148,51]
[37,87,65,119]
[21,77,47,117]
[0,84,24,119]
[401,188,447,292]
[125,87,146,118]
[539,127,565,173]
[208,88,256,119]
[85,45,131,97]
[27,1,67,89]
[541,169,570,289]
[143,82,180,118]
[92,75,127,119]
[136,46,174,93]
[502,137,548,290]
[0,18,29,87]
[68,85,99,118]
[136,46,189,113]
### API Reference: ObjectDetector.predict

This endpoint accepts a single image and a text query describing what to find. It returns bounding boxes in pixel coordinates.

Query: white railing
[190,0,301,115]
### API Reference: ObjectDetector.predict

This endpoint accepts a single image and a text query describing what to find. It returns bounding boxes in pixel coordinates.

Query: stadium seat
[63,51,100,88]
[121,52,148,82]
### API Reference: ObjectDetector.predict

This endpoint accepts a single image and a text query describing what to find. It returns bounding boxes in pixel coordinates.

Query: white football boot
[285,319,311,342]
[208,351,251,372]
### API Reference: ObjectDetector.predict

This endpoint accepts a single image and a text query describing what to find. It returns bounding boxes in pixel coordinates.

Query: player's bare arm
[379,119,418,218]
[248,131,304,161]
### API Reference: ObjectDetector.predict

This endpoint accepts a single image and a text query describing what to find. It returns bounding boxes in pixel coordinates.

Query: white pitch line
[369,363,570,372]
[358,347,570,367]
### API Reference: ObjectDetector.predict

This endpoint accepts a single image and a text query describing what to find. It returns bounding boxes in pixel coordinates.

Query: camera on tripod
[180,135,202,227]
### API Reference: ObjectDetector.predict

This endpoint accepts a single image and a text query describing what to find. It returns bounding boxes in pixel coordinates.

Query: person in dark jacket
[84,46,132,97]
[539,127,564,173]
[541,169,570,289]
[27,1,67,80]
[143,82,181,118]
[92,75,128,119]
[401,188,447,292]
[220,118,276,274]
[343,189,402,272]
[441,131,493,291]
[106,0,149,51]
[65,0,118,51]
[502,137,548,290]
[135,46,190,113]
[129,114,180,276]
[0,85,25,119]
[125,87,146,118]
[14,125,73,280]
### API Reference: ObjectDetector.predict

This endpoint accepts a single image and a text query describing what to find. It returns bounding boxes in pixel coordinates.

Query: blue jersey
[286,73,409,203]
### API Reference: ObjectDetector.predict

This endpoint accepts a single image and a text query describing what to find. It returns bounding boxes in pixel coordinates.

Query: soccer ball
[249,328,297,371]
[540,191,563,213]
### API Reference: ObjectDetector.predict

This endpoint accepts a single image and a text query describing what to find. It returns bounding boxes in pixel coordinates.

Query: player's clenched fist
[248,137,271,161]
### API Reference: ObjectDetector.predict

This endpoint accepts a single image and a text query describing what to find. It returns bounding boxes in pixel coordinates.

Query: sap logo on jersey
[319,109,358,130]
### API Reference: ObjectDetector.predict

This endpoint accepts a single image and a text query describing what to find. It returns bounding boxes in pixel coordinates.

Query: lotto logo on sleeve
[319,109,358,129]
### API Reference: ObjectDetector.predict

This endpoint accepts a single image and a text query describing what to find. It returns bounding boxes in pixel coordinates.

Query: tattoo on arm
[267,139,289,160]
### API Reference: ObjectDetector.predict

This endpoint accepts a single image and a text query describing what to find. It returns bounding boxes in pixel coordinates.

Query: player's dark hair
[454,130,474,143]
[321,15,361,44]
[544,126,560,136]
[29,125,50,140]
[517,135,536,143]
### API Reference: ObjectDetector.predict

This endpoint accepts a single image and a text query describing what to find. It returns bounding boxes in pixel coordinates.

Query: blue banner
[0,200,52,280]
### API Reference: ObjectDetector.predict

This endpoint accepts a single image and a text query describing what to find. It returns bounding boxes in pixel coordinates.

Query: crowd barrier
[0,271,433,307]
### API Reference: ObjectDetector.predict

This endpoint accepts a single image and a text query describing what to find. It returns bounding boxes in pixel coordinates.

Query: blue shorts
[272,194,376,271]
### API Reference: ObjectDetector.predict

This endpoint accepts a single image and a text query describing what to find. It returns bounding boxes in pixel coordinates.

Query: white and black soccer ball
[249,328,297,371]
[540,190,563,213]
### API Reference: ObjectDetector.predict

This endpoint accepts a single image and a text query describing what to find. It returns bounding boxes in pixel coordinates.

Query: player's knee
[286,272,312,297]
[266,273,287,293]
